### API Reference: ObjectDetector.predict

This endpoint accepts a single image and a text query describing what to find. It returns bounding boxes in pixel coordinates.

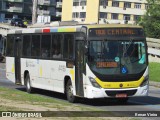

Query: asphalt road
[0,63,160,119]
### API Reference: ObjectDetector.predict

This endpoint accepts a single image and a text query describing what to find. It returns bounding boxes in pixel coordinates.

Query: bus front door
[14,36,22,85]
[75,41,84,97]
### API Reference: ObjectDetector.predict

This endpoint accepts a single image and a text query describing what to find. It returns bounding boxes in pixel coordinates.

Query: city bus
[6,22,149,103]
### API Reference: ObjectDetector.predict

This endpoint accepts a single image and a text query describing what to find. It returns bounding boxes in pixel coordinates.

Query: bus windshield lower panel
[87,40,147,82]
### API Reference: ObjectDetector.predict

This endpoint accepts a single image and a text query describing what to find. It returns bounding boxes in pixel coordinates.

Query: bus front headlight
[140,75,149,87]
[89,77,101,88]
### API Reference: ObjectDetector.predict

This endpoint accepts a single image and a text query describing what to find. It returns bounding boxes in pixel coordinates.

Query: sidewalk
[149,81,160,88]
[149,55,160,63]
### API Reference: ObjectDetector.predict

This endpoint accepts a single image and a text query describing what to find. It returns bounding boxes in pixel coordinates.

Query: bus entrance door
[75,41,84,97]
[14,36,22,85]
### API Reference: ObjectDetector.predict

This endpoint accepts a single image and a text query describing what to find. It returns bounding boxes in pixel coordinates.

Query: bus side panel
[21,58,40,88]
[37,60,76,95]
[50,60,67,93]
[21,58,26,85]
[21,58,74,94]
[20,58,24,85]
[6,57,15,83]
[65,65,76,95]
[38,60,54,91]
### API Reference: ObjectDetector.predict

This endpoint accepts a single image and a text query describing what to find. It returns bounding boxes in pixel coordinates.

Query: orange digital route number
[96,62,118,68]
[95,29,135,36]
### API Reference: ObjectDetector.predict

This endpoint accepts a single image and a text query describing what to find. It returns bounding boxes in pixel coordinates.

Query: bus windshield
[88,40,147,76]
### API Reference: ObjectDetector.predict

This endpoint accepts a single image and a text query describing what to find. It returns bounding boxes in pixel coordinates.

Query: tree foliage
[140,0,160,38]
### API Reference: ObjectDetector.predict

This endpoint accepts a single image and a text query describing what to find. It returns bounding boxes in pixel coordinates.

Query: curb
[149,81,160,88]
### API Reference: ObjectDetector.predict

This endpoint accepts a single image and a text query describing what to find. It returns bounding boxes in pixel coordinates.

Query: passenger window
[23,35,31,57]
[52,34,63,59]
[63,34,74,59]
[6,35,14,56]
[31,35,40,57]
[41,35,51,58]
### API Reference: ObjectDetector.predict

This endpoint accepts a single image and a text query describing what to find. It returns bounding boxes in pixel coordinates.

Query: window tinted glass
[52,34,63,59]
[124,2,131,8]
[31,35,40,57]
[6,35,14,56]
[112,1,119,7]
[41,35,51,58]
[23,35,31,57]
[73,2,79,6]
[63,34,74,59]
[100,0,108,6]
[80,12,86,18]
[100,12,107,18]
[80,0,86,6]
[111,13,118,19]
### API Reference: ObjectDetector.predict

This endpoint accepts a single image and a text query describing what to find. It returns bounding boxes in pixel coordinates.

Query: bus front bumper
[85,84,149,98]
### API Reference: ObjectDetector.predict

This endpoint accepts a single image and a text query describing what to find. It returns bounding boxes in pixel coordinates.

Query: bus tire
[66,80,76,103]
[25,74,33,93]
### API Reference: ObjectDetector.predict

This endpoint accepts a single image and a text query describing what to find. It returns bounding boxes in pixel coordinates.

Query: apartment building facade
[37,0,62,23]
[62,0,148,24]
[0,0,32,22]
[0,0,62,23]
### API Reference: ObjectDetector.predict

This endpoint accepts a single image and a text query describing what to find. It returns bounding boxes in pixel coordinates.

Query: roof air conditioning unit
[103,6,106,8]
[81,19,84,21]
[103,19,106,23]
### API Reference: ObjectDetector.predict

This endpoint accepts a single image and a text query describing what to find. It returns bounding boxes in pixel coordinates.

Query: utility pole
[32,0,38,24]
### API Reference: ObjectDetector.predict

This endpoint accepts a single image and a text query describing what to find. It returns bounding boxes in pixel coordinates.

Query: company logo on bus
[119,83,123,88]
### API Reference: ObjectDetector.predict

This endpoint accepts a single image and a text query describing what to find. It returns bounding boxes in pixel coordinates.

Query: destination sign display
[96,62,118,68]
[89,28,144,37]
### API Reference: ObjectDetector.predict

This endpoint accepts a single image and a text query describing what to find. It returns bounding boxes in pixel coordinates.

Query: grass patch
[129,118,141,120]
[0,87,139,119]
[149,62,160,82]
[0,87,69,105]
[0,105,23,111]
[0,87,102,112]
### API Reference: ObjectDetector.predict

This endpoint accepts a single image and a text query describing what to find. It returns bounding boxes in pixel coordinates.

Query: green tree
[140,0,160,38]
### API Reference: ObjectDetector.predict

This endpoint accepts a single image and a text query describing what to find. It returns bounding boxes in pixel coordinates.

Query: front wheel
[66,80,77,103]
[25,74,33,93]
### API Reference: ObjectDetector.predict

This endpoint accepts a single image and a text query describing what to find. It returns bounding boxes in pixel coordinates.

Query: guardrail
[146,38,160,57]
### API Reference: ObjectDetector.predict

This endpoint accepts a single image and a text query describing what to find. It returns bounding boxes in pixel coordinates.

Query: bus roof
[7,23,142,35]
[8,25,83,34]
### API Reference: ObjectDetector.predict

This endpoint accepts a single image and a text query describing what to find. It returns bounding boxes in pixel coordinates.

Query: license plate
[116,93,127,98]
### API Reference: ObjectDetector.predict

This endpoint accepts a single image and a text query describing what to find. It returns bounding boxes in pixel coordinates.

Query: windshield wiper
[122,38,134,57]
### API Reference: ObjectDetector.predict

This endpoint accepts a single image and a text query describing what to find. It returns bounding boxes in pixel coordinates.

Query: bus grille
[105,89,137,97]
